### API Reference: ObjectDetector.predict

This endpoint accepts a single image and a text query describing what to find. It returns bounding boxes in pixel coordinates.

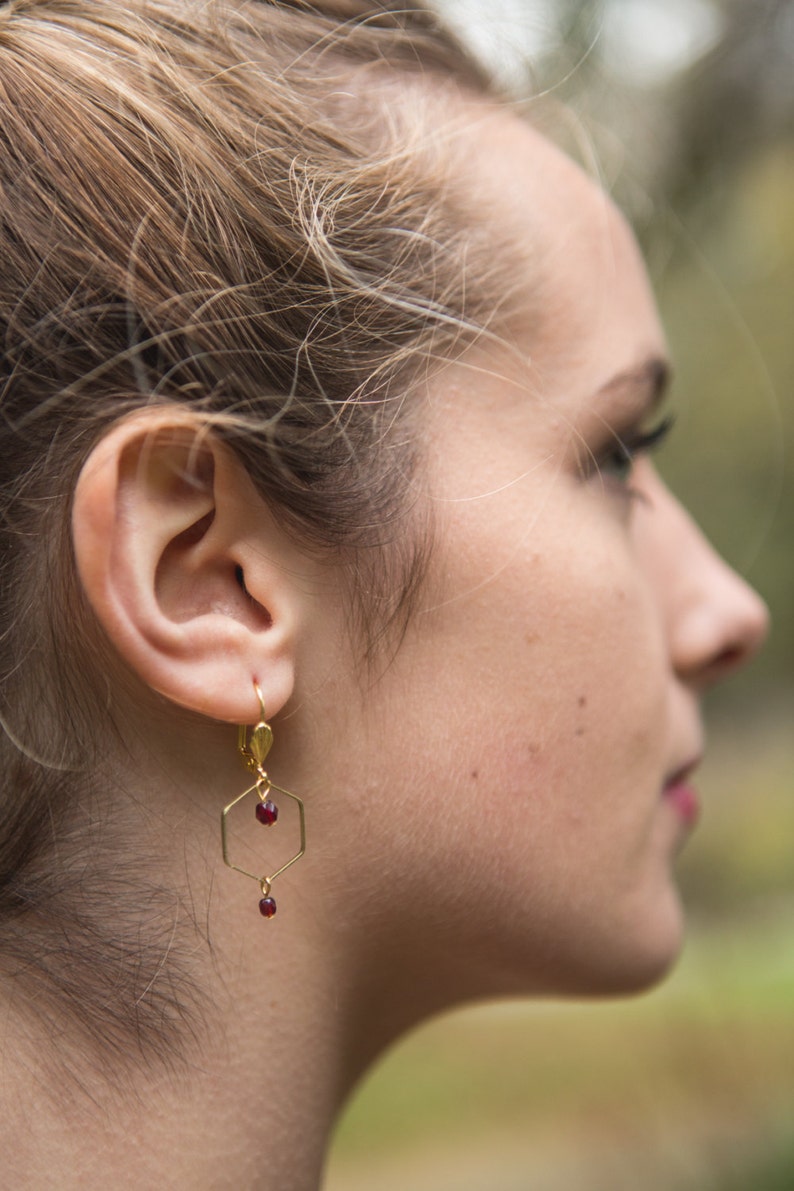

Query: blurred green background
[325,2,794,1187]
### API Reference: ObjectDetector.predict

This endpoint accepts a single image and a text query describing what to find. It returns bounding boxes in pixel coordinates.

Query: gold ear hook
[238,682,273,771]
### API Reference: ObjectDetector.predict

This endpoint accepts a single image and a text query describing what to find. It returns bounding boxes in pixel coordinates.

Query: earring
[221,682,306,918]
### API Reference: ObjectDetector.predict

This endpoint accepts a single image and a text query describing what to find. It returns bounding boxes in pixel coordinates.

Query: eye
[595,414,675,485]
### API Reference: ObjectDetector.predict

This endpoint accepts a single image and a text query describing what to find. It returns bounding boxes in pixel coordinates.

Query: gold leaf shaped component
[249,722,273,766]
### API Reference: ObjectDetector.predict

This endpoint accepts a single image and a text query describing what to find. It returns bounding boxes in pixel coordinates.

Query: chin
[516,884,689,1001]
[481,932,684,1005]
[448,882,688,1005]
[584,945,682,998]
[572,889,688,998]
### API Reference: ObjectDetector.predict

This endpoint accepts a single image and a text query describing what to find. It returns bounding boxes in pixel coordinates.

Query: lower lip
[663,781,700,827]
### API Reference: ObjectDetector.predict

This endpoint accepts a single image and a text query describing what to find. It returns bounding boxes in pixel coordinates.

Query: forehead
[455,106,666,392]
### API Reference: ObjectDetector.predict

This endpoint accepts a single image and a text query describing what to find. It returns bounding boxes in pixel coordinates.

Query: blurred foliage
[653,139,794,702]
[677,696,794,911]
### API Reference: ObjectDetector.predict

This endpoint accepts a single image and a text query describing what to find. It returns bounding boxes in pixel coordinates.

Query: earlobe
[72,409,300,723]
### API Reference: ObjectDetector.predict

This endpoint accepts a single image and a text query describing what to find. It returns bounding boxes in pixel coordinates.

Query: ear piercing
[221,683,305,918]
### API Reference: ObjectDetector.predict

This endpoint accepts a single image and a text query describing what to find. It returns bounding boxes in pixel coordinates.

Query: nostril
[717,644,744,671]
[705,631,763,687]
[706,578,769,687]
[678,607,766,689]
[707,648,742,686]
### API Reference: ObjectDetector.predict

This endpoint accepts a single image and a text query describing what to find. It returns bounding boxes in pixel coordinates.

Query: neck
[1,910,356,1190]
[0,706,473,1189]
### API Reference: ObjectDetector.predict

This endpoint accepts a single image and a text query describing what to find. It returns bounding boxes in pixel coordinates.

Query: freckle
[525,632,540,646]
[575,728,585,737]
[527,742,541,755]
[471,770,479,780]
[578,695,587,708]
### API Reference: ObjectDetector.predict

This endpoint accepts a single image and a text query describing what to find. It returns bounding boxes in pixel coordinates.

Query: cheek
[434,537,672,893]
[404,517,671,888]
[344,495,683,996]
[436,529,667,775]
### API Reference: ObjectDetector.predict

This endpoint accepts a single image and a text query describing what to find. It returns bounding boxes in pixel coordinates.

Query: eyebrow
[596,357,672,411]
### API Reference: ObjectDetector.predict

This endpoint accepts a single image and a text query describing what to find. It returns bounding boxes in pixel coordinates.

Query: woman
[0,0,767,1186]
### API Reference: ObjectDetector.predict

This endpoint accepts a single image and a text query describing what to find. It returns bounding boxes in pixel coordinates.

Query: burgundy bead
[255,799,278,826]
[259,896,277,918]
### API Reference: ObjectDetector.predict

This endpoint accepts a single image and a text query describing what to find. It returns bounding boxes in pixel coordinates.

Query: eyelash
[596,414,675,486]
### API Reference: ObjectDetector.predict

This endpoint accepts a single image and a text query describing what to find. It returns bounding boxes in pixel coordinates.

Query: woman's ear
[72,409,307,722]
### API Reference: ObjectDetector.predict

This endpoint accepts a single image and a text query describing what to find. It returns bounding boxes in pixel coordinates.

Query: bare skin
[1,107,767,1189]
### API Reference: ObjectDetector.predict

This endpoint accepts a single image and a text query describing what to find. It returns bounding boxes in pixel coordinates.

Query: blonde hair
[0,0,504,1069]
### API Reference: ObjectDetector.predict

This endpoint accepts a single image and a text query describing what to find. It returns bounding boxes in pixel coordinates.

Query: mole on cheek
[575,694,587,736]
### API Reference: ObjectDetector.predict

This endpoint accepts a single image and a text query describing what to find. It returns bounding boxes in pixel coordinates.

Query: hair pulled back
[0,0,504,1071]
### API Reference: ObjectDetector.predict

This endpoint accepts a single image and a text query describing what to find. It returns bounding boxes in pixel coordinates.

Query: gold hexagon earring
[221,682,306,919]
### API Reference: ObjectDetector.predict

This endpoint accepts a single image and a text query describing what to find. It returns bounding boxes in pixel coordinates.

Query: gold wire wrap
[221,684,306,897]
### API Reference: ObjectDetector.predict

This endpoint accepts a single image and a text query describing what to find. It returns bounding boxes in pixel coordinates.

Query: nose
[636,465,770,691]
[670,545,769,689]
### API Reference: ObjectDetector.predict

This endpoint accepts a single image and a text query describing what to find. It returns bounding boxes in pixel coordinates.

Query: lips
[663,780,700,826]
[663,758,702,827]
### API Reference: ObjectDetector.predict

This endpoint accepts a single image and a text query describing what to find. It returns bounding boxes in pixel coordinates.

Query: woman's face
[312,111,768,1003]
